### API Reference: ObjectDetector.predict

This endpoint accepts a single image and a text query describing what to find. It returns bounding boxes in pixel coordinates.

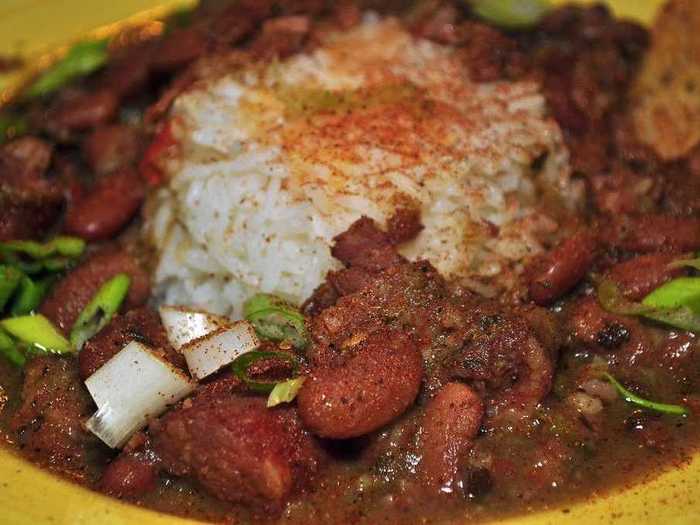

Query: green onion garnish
[0,329,25,367]
[597,277,700,333]
[0,265,23,311]
[10,275,55,316]
[231,350,302,393]
[267,377,306,408]
[603,373,690,416]
[0,314,71,354]
[0,236,85,260]
[470,0,551,30]
[0,113,28,144]
[25,40,109,99]
[243,294,308,350]
[70,273,130,350]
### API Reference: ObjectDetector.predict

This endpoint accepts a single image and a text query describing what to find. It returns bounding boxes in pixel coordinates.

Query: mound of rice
[144,16,580,316]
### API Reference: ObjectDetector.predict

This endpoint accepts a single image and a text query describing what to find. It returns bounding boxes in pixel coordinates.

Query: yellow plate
[1,1,695,524]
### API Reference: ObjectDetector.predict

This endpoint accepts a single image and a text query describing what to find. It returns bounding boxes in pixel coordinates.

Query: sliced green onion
[642,277,700,312]
[668,255,700,271]
[231,351,302,393]
[243,294,308,349]
[0,314,71,354]
[70,273,130,350]
[0,236,85,260]
[25,40,109,99]
[597,279,653,316]
[0,265,23,311]
[603,373,690,416]
[470,0,551,30]
[0,329,25,367]
[0,113,28,144]
[10,275,55,316]
[267,377,306,408]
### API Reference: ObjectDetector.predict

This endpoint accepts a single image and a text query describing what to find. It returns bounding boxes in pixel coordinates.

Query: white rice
[144,17,580,317]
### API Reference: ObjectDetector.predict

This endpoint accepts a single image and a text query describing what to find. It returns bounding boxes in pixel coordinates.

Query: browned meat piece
[607,214,700,253]
[331,1,361,30]
[249,16,311,60]
[48,90,118,131]
[327,267,377,297]
[40,248,150,335]
[79,307,185,380]
[82,125,142,175]
[456,22,525,82]
[331,216,403,271]
[151,28,208,72]
[606,253,685,301]
[662,167,700,216]
[97,48,153,99]
[10,356,100,482]
[417,383,484,491]
[526,230,599,305]
[411,5,460,45]
[301,282,339,317]
[0,137,63,241]
[445,302,557,425]
[151,393,322,508]
[385,207,424,245]
[100,451,158,499]
[297,329,422,439]
[64,167,145,241]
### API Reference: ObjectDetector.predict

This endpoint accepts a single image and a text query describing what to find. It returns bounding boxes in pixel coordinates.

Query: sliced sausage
[64,167,145,241]
[297,329,423,439]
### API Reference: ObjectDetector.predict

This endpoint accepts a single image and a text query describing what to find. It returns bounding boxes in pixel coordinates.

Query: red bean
[297,329,422,439]
[82,125,142,175]
[150,29,207,72]
[417,383,484,490]
[40,248,150,334]
[527,230,599,305]
[64,167,145,241]
[609,215,700,253]
[49,90,118,130]
[100,453,158,499]
[606,253,686,301]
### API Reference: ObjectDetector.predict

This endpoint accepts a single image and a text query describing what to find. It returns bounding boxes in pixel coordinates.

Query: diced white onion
[183,321,260,380]
[85,341,195,448]
[158,305,231,351]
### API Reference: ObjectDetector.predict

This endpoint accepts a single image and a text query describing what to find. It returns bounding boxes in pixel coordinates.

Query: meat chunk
[79,307,185,380]
[151,393,321,508]
[47,90,119,131]
[40,248,150,335]
[417,383,484,491]
[0,137,63,241]
[10,356,100,482]
[297,329,422,439]
[331,216,403,271]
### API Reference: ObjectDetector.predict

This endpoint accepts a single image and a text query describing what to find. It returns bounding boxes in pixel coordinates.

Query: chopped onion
[85,341,194,448]
[159,305,231,351]
[182,321,260,380]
